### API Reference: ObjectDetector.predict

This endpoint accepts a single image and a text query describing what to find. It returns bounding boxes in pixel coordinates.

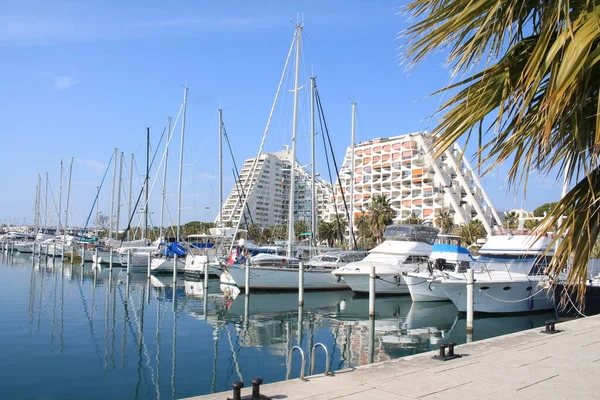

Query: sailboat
[221,24,351,291]
[184,109,237,278]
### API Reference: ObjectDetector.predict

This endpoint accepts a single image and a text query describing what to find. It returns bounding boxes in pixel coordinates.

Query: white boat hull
[440,279,554,313]
[184,255,222,277]
[224,265,348,290]
[339,271,410,295]
[403,274,449,302]
[91,250,123,266]
[150,257,186,273]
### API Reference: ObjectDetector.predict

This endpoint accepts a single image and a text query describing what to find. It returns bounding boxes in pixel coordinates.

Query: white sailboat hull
[224,265,348,290]
[184,255,222,277]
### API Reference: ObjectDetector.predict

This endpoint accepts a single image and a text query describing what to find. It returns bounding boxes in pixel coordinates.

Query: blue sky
[0,0,563,227]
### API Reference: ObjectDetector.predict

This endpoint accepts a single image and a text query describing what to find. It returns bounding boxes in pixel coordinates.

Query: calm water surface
[0,252,556,399]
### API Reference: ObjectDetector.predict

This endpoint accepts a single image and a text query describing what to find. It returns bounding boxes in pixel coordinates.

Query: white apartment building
[216,149,333,228]
[330,132,502,235]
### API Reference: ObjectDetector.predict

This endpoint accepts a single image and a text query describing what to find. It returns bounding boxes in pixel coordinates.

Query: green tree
[355,212,376,249]
[318,220,335,247]
[460,220,486,248]
[330,217,348,247]
[272,225,287,241]
[503,212,519,230]
[532,202,558,218]
[434,211,453,234]
[261,226,274,244]
[367,195,396,244]
[294,220,310,241]
[402,212,423,225]
[403,0,600,302]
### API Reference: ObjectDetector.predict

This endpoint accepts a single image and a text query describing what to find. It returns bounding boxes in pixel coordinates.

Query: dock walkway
[185,314,600,399]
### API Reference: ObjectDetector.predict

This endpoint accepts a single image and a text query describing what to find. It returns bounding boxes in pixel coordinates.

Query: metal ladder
[286,343,332,381]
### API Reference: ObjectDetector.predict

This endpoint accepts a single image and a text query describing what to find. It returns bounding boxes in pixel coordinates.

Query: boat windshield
[382,225,438,245]
[475,255,552,276]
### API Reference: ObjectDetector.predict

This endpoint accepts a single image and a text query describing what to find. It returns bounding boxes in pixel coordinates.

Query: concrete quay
[185,314,600,399]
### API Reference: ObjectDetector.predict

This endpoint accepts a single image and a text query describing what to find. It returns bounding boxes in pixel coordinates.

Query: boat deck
[184,314,600,399]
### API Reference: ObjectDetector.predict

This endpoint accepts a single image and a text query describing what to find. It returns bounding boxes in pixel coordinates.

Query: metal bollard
[434,342,462,361]
[251,377,271,399]
[438,343,448,359]
[228,381,244,400]
[541,319,560,334]
[447,342,456,357]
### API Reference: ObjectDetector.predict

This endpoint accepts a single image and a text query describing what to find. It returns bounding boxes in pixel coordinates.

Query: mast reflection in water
[0,252,555,399]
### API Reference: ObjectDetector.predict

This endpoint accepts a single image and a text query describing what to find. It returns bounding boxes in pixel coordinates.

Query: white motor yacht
[436,234,555,313]
[403,244,475,302]
[332,225,439,295]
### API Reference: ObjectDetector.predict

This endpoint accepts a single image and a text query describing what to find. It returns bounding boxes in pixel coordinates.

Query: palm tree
[402,212,423,225]
[434,211,453,234]
[330,217,349,247]
[460,220,486,248]
[367,195,396,244]
[318,221,335,247]
[403,0,600,303]
[355,212,376,249]
[503,212,519,230]
[294,220,310,241]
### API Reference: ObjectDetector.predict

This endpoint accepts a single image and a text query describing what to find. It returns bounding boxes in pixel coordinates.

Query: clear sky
[0,0,563,228]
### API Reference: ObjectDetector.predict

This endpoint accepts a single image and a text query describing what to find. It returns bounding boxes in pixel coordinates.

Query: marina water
[0,252,555,399]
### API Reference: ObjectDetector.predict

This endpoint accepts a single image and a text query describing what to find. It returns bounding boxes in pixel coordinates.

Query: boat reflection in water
[2,252,558,399]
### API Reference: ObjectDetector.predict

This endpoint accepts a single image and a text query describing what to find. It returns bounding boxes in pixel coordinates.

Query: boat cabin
[383,224,439,245]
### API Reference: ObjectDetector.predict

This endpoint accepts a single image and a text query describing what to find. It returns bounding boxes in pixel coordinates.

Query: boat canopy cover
[383,224,439,245]
[431,244,471,254]
[165,242,186,257]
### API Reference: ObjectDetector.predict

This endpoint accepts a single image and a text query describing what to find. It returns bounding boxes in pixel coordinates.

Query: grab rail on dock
[310,343,331,376]
[286,346,306,381]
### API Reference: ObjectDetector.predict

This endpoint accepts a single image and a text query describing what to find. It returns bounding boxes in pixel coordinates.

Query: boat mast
[287,24,302,258]
[144,128,150,240]
[95,185,100,238]
[218,108,223,229]
[176,86,188,243]
[33,175,41,234]
[44,172,49,233]
[64,157,73,234]
[127,154,134,241]
[115,152,124,240]
[58,159,63,235]
[160,117,172,240]
[109,148,118,239]
[349,102,356,250]
[310,76,316,254]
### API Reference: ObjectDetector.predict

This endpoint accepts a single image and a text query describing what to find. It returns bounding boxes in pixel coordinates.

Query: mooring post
[231,381,244,400]
[251,377,264,399]
[173,254,178,283]
[94,247,99,266]
[147,252,151,278]
[109,249,113,270]
[298,261,304,307]
[81,245,85,266]
[127,249,131,275]
[466,269,474,334]
[369,265,376,318]
[245,257,250,296]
